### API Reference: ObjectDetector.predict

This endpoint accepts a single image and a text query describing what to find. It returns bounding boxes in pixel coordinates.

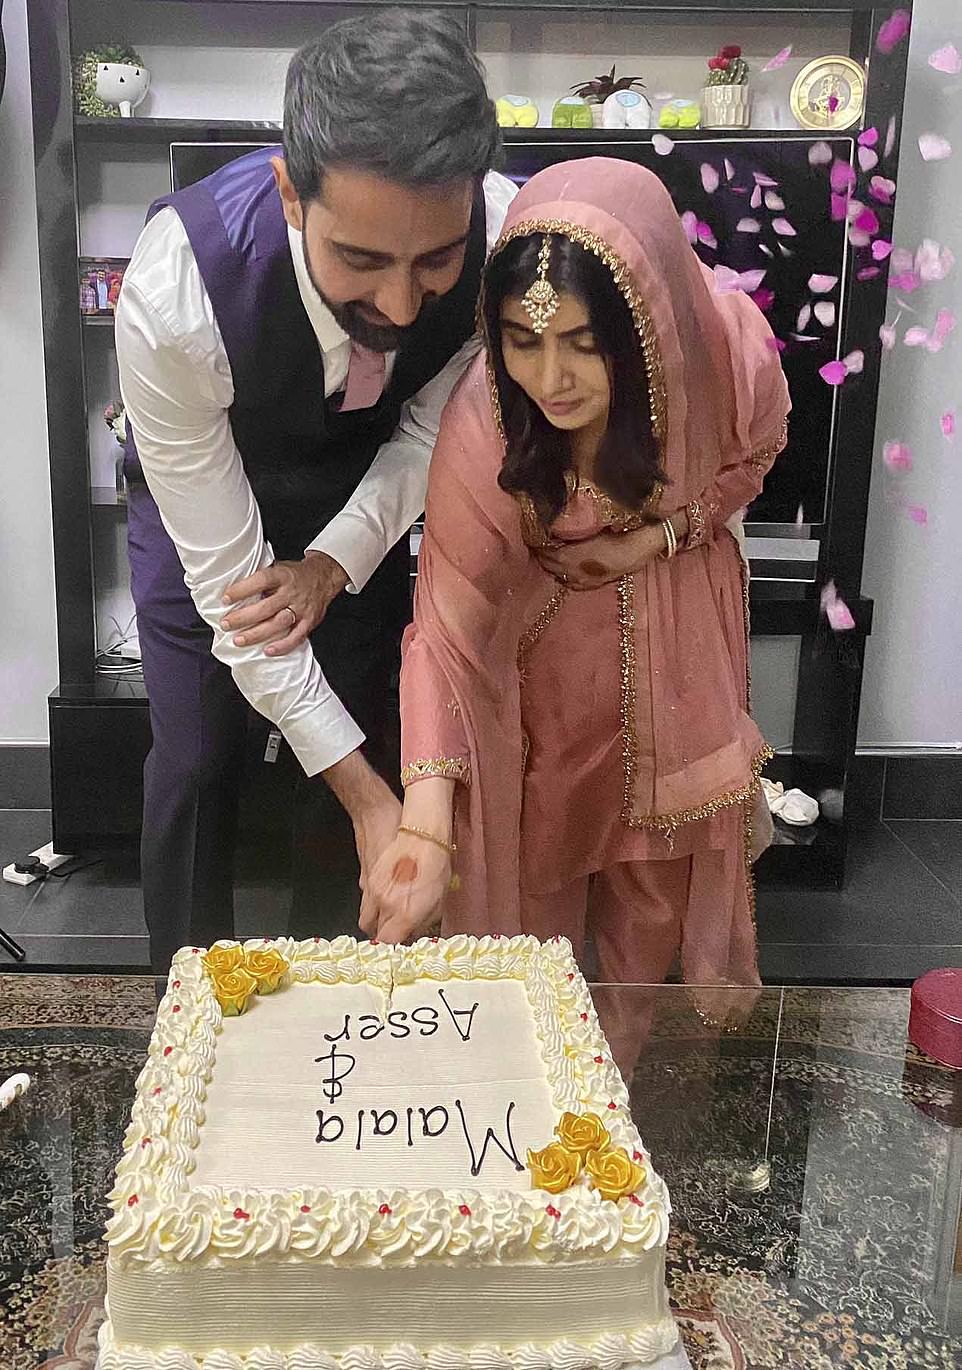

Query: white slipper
[769,787,820,826]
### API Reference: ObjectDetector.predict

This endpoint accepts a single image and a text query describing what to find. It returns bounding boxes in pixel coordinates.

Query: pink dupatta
[401,159,790,937]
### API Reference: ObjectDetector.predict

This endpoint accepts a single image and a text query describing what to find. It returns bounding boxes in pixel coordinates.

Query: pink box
[909,968,962,1069]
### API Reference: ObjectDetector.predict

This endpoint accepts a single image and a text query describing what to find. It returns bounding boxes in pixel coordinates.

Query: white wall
[859,0,962,749]
[0,0,58,743]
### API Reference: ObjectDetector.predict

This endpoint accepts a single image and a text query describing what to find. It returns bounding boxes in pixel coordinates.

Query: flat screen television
[170,131,854,544]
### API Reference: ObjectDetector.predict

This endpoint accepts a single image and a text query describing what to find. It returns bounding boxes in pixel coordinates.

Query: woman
[361,159,789,1008]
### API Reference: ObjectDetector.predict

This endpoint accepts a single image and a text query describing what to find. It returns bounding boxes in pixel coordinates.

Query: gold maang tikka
[521,235,561,335]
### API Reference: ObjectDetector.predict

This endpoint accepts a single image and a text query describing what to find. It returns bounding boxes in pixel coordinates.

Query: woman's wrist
[401,776,455,845]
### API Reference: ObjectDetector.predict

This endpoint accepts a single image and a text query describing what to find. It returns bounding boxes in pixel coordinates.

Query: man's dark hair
[484,233,669,526]
[283,10,501,201]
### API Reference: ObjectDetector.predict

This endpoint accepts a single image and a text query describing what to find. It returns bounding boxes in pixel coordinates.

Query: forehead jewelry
[521,235,561,335]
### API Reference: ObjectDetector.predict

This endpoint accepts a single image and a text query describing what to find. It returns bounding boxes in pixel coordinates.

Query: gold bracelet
[398,825,457,858]
[659,518,677,560]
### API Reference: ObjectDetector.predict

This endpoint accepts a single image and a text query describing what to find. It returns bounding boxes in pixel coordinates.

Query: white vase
[95,61,151,118]
[701,83,751,129]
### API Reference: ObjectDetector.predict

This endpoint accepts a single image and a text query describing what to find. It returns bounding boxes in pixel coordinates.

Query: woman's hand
[359,831,452,945]
[536,509,690,589]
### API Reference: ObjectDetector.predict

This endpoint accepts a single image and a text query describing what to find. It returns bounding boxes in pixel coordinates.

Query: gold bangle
[398,825,457,858]
[659,518,677,559]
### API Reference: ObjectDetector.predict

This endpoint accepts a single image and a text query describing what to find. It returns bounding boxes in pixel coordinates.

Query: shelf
[82,314,115,328]
[75,116,281,143]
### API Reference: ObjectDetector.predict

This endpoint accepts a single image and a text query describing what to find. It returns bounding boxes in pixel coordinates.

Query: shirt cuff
[306,514,386,595]
[281,708,366,778]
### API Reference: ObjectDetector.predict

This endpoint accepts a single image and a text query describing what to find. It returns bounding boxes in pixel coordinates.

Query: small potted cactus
[571,65,649,129]
[702,45,751,129]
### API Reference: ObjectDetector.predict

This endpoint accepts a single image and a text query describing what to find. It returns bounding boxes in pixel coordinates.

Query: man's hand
[222,551,349,655]
[323,750,402,904]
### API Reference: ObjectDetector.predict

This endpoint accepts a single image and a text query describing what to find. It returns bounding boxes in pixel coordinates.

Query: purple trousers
[127,479,408,975]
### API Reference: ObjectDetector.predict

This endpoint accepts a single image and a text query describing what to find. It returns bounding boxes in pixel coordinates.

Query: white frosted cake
[100,935,675,1369]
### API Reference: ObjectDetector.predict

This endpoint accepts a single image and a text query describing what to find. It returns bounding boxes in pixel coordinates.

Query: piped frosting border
[105,935,670,1268]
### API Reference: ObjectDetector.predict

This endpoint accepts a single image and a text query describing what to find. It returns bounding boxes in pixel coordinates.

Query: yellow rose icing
[555,1110,611,1158]
[202,944,246,978]
[526,1141,583,1195]
[212,966,258,1016]
[245,947,289,994]
[585,1146,647,1202]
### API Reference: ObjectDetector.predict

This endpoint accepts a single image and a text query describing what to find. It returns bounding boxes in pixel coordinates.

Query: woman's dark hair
[483,234,667,525]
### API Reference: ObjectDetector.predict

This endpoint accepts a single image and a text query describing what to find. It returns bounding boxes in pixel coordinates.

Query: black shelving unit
[28,0,912,885]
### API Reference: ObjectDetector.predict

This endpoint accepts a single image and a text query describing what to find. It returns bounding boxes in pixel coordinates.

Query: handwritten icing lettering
[314,1042,356,1102]
[455,1098,524,1177]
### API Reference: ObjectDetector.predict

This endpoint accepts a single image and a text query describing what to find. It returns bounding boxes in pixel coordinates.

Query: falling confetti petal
[750,185,763,210]
[765,336,787,352]
[885,116,898,158]
[941,409,956,439]
[831,193,850,222]
[797,303,812,331]
[844,349,865,373]
[820,581,856,631]
[713,264,767,294]
[880,322,898,350]
[828,95,840,113]
[680,210,698,243]
[904,325,930,347]
[809,274,839,293]
[849,227,872,249]
[759,244,774,259]
[809,141,833,166]
[889,270,921,292]
[877,9,911,55]
[652,134,674,156]
[814,301,837,327]
[701,162,720,193]
[858,146,880,173]
[765,191,785,211]
[855,207,881,234]
[796,504,805,525]
[857,267,882,281]
[752,171,779,187]
[885,444,912,472]
[891,247,914,273]
[831,160,857,194]
[929,43,962,75]
[778,243,795,258]
[751,287,776,312]
[696,221,718,249]
[858,127,880,148]
[919,132,952,162]
[724,158,735,181]
[763,45,793,72]
[736,217,761,233]
[872,239,894,261]
[907,505,928,525]
[773,217,797,237]
[869,176,897,204]
[819,360,849,385]
[792,334,821,343]
[931,308,957,349]
[915,239,955,281]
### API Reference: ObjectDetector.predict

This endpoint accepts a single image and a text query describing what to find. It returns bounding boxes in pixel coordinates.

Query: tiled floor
[1,806,960,981]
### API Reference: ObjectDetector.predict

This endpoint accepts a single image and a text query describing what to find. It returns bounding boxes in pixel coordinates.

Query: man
[116,10,515,973]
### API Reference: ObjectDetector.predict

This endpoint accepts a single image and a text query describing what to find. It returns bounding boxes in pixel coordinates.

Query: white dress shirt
[116,171,516,778]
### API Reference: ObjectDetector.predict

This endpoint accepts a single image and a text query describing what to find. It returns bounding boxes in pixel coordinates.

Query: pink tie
[337,342,386,412]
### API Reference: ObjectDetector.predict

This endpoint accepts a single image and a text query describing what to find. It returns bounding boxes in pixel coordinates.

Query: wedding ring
[283,606,297,629]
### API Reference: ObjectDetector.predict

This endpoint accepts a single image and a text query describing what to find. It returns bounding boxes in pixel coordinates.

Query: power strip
[3,841,74,886]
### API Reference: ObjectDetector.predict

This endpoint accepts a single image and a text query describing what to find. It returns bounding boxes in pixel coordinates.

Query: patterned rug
[2,975,961,1369]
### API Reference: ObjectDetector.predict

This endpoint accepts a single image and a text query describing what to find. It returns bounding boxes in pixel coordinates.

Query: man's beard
[302,234,437,354]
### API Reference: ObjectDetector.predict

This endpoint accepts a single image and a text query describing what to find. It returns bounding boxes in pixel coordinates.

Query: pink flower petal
[750,184,763,210]
[764,336,787,352]
[872,239,894,261]
[763,45,793,72]
[701,162,720,194]
[907,505,928,525]
[876,9,911,55]
[808,141,833,167]
[736,217,761,233]
[879,322,898,350]
[885,116,898,158]
[792,334,821,343]
[809,274,838,293]
[931,307,957,348]
[855,207,881,235]
[891,247,914,273]
[848,227,872,249]
[858,146,879,173]
[915,239,956,282]
[680,210,698,244]
[828,95,840,114]
[819,360,849,386]
[820,581,855,631]
[778,243,795,259]
[919,132,953,162]
[772,217,797,237]
[759,244,774,259]
[857,267,882,282]
[752,172,779,187]
[858,127,880,149]
[713,265,740,293]
[883,440,913,471]
[797,303,812,331]
[869,176,897,204]
[738,268,768,293]
[904,325,930,347]
[814,301,836,327]
[831,193,850,222]
[889,270,922,292]
[696,221,717,249]
[751,287,776,312]
[724,158,735,181]
[652,133,674,157]
[941,409,956,439]
[765,191,785,211]
[844,350,865,374]
[929,43,962,75]
[831,160,857,194]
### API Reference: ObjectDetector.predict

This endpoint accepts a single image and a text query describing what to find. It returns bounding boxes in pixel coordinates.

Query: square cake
[99,935,675,1369]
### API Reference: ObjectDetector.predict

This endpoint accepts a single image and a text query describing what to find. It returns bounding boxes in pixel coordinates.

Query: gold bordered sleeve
[401,756,471,788]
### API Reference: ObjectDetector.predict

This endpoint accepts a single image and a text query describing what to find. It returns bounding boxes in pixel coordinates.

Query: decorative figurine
[495,94,539,128]
[73,45,149,118]
[702,45,751,129]
[658,98,701,130]
[601,89,652,130]
[571,65,648,129]
[551,95,593,129]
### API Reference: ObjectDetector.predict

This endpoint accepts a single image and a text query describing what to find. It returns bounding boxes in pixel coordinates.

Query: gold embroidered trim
[748,417,790,475]
[401,756,471,788]
[616,575,773,835]
[480,219,669,548]
[685,499,708,550]
[518,587,567,684]
[575,474,664,533]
